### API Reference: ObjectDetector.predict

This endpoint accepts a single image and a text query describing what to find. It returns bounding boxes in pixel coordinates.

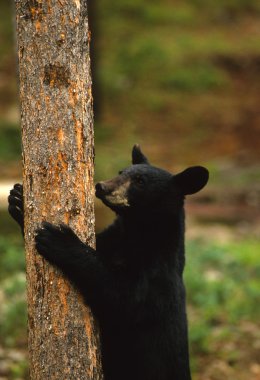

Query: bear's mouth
[97,193,130,208]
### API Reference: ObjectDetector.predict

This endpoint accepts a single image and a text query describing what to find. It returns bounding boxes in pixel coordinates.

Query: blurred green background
[0,0,260,379]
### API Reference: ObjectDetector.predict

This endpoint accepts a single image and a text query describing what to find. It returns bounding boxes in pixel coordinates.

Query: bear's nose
[95,182,107,196]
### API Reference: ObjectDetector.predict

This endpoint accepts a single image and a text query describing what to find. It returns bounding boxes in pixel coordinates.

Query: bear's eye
[135,175,144,185]
[118,170,123,175]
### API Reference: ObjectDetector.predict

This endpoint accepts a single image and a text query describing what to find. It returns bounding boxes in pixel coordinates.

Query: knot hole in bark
[44,64,70,88]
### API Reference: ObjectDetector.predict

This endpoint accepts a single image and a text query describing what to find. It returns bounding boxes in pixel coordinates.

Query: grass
[186,239,260,325]
[185,237,260,376]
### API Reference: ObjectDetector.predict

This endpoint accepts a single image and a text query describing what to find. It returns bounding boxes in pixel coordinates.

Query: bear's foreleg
[35,222,108,308]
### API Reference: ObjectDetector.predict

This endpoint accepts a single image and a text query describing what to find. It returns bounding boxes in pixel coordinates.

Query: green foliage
[0,228,26,348]
[0,1,13,56]
[0,122,21,161]
[9,360,29,380]
[188,0,260,14]
[142,4,196,25]
[0,275,27,347]
[0,236,25,280]
[160,65,228,92]
[186,238,260,355]
[94,0,260,144]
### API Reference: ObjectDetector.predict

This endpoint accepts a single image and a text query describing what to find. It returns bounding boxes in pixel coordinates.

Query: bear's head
[95,145,209,214]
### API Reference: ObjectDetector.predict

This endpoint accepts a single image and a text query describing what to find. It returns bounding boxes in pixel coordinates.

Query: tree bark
[15,1,102,379]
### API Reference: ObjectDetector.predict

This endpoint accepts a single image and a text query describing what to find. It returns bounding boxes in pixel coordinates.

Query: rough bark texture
[15,1,102,379]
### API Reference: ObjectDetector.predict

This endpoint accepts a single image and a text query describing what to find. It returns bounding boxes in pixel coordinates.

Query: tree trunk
[15,1,102,379]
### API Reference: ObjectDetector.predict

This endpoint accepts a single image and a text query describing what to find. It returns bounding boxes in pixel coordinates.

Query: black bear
[8,145,209,380]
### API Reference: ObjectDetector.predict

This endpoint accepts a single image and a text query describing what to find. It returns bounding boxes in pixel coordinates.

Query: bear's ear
[132,144,150,165]
[173,166,209,195]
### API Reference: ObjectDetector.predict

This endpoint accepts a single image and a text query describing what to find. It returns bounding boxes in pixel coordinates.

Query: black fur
[8,145,209,380]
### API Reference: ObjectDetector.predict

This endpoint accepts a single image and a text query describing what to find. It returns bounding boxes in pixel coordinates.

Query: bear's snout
[95,179,118,198]
[95,182,108,197]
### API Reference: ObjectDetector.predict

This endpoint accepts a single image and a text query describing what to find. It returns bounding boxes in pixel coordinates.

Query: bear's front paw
[8,184,24,232]
[35,222,83,266]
